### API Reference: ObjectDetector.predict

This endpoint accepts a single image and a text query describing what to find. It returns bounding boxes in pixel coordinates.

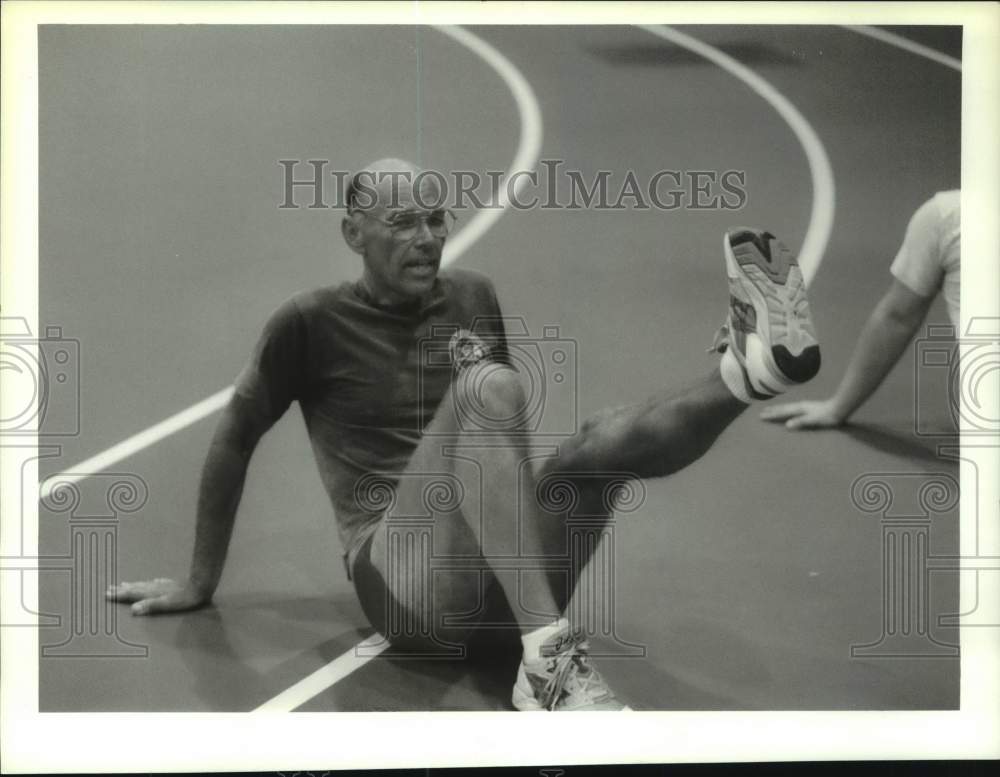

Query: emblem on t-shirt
[448,329,492,370]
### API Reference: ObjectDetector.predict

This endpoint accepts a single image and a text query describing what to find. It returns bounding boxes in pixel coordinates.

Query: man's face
[351,174,446,304]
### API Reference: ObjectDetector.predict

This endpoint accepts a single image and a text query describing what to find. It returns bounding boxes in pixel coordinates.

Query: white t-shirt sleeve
[890,197,944,298]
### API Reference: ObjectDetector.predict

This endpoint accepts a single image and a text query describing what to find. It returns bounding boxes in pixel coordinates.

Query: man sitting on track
[107,158,821,711]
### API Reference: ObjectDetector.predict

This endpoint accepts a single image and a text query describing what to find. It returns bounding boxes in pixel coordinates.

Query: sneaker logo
[542,630,581,657]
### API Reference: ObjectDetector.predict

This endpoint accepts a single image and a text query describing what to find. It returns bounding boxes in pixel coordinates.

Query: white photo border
[2,1,997,771]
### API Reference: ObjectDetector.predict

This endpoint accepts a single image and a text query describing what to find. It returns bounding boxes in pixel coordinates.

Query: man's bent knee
[454,363,528,433]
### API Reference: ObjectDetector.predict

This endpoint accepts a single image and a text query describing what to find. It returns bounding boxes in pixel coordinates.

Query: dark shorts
[349,529,401,643]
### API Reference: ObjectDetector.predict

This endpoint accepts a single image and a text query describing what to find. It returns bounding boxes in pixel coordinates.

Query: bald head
[340,157,449,307]
[346,158,445,213]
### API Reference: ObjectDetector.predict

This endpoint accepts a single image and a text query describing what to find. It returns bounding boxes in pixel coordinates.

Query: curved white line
[433,25,544,264]
[39,25,543,504]
[639,25,835,285]
[844,25,962,72]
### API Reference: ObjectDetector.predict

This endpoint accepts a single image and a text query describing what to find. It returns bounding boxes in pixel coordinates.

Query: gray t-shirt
[234,268,509,566]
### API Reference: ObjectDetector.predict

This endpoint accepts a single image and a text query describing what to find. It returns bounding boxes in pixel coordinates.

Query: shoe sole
[724,228,820,389]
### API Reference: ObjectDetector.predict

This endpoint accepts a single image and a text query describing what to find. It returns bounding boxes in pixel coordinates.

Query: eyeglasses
[357,209,457,240]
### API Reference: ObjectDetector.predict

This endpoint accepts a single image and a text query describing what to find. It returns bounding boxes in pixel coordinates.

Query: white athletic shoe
[710,227,821,399]
[511,626,630,711]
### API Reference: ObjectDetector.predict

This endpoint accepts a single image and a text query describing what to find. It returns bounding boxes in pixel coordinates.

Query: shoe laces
[538,637,612,710]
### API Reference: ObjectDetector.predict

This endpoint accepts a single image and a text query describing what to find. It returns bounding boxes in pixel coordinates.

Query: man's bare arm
[188,394,272,595]
[106,394,273,615]
[761,279,936,429]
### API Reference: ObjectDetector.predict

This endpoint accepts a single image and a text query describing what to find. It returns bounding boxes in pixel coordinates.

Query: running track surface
[36,25,961,711]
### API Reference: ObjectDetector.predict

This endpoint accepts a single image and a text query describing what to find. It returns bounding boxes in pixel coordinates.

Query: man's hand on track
[106,577,211,616]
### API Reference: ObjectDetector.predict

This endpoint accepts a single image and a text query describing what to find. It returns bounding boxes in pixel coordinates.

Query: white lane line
[843,25,962,72]
[39,387,234,501]
[433,24,544,265]
[639,25,836,285]
[252,633,388,712]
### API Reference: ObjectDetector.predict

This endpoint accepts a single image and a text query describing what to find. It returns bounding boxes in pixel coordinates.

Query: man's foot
[711,227,820,400]
[512,626,629,711]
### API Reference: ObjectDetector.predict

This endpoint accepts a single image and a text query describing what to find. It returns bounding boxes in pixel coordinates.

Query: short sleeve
[890,197,945,298]
[470,278,511,366]
[233,298,308,422]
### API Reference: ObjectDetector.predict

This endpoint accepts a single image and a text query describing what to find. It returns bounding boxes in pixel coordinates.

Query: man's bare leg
[533,225,822,614]
[551,370,746,480]
[363,360,565,646]
[536,370,748,611]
